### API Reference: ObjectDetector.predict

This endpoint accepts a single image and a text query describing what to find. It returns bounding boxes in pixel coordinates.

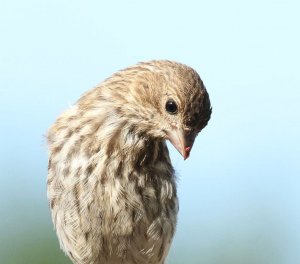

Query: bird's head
[158,80,211,160]
[103,60,212,160]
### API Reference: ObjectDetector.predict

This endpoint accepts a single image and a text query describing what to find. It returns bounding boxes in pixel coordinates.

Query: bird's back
[47,99,178,264]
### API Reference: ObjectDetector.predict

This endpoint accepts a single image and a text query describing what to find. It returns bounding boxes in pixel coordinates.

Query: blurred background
[0,0,299,263]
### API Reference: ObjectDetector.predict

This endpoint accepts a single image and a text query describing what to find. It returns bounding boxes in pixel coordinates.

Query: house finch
[47,60,211,264]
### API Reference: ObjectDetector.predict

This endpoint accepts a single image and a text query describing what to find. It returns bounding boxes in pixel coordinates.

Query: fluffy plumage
[47,60,211,264]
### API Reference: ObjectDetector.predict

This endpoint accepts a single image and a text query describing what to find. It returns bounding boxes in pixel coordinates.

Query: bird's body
[47,60,211,264]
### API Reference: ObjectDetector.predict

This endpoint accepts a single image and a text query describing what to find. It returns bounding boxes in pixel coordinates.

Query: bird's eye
[165,99,178,114]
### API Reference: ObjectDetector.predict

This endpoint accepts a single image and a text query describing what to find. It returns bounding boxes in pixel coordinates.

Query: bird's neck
[104,125,166,167]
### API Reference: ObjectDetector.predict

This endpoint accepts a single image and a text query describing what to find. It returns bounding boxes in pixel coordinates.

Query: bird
[47,60,212,264]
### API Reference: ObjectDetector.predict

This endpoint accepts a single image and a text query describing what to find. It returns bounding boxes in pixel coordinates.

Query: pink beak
[166,128,195,160]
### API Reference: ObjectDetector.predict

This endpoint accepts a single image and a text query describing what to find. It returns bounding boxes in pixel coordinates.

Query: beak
[166,128,195,160]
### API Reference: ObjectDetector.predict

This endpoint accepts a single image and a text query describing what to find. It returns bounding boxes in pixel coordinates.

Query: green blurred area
[0,226,72,264]
[0,208,285,264]
[0,229,280,264]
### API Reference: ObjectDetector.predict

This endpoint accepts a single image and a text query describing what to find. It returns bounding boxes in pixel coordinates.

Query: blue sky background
[0,1,299,263]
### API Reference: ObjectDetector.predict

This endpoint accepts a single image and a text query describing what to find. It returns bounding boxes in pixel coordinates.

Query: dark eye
[165,99,178,114]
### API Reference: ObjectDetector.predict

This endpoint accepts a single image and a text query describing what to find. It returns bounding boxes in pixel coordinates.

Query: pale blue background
[0,1,299,263]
